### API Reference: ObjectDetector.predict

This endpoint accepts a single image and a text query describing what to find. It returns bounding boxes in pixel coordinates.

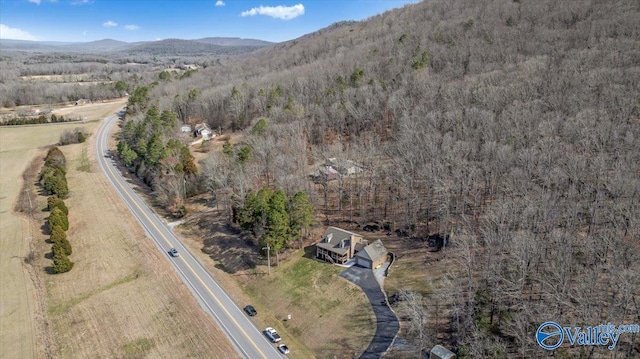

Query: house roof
[430,345,456,359]
[356,239,388,262]
[316,226,361,255]
[326,157,362,174]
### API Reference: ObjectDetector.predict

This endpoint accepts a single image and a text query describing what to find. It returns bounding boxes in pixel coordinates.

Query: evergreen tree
[289,191,315,243]
[264,189,289,256]
[48,207,69,232]
[47,195,69,215]
[52,251,74,274]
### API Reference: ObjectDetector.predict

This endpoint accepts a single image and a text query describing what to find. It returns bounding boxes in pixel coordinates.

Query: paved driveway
[340,266,399,358]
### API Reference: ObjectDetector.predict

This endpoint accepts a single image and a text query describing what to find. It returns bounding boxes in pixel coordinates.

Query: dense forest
[9,0,639,357]
[122,0,640,357]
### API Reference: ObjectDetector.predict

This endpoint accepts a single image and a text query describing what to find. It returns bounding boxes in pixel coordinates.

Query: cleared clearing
[0,106,238,358]
[177,215,377,359]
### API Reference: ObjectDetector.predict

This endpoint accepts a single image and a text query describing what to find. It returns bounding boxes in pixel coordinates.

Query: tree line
[116,102,198,217]
[234,187,314,262]
[40,147,73,273]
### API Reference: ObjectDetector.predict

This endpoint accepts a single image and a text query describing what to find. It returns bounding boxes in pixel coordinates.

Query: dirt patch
[179,210,260,274]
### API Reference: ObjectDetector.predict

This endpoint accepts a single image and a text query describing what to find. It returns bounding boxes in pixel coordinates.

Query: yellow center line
[98,117,270,359]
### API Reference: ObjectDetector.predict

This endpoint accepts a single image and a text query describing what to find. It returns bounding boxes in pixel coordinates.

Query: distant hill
[122,38,268,56]
[60,39,133,52]
[0,37,272,54]
[194,37,273,47]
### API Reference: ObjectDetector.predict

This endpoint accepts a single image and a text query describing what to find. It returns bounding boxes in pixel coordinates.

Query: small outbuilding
[355,239,388,269]
[430,345,456,359]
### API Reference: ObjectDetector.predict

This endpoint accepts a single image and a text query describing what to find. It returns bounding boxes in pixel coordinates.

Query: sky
[0,0,418,43]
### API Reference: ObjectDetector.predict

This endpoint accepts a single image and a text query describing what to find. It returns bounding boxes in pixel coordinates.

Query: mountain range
[0,37,274,55]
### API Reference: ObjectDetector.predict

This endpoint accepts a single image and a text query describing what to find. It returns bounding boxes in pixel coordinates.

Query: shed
[180,125,192,132]
[430,345,455,359]
[355,239,388,269]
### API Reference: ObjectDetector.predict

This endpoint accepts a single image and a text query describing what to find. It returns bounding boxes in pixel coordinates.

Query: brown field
[0,114,238,358]
[51,98,127,120]
[0,97,127,122]
[20,74,95,82]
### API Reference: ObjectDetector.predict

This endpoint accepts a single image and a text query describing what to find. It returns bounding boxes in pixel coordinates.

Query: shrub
[77,131,86,143]
[47,195,69,215]
[52,237,72,256]
[52,251,74,273]
[43,173,69,198]
[50,225,67,243]
[48,207,69,232]
[44,147,66,169]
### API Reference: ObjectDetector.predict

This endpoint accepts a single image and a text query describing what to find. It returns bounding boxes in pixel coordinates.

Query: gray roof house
[430,345,456,359]
[316,227,366,264]
[355,239,388,269]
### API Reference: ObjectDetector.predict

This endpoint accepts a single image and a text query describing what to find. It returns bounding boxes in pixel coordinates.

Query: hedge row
[41,147,74,273]
[40,147,68,198]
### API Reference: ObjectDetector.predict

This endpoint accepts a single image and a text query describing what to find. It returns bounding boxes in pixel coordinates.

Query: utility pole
[25,189,32,213]
[183,178,187,200]
[262,243,271,275]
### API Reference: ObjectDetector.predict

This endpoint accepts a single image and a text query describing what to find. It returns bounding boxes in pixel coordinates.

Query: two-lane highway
[96,111,282,359]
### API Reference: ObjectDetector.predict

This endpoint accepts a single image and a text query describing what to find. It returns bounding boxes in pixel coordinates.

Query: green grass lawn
[243,250,375,358]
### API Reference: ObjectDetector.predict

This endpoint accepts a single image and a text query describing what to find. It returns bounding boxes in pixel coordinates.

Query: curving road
[96,111,282,359]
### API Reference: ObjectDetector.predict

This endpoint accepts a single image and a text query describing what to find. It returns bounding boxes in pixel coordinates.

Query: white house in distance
[326,158,363,176]
[194,123,214,140]
[180,124,192,133]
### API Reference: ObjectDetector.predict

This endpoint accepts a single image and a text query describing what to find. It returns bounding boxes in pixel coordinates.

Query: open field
[50,98,127,120]
[177,214,377,359]
[20,74,96,82]
[0,120,238,358]
[0,97,127,122]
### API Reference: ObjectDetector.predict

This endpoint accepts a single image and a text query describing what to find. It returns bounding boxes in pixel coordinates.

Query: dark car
[243,305,257,316]
[168,248,179,257]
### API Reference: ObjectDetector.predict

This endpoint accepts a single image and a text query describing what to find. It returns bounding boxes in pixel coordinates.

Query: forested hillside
[123,0,639,357]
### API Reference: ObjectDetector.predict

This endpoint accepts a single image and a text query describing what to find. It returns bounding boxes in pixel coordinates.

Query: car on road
[168,248,179,257]
[243,305,257,316]
[277,344,290,354]
[264,327,281,343]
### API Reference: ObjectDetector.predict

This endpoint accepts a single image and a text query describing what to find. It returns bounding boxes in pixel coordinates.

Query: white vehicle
[264,327,281,343]
[277,344,290,354]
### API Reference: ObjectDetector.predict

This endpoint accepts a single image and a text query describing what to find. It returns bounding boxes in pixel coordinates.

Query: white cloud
[124,25,139,30]
[215,0,225,6]
[0,24,38,40]
[72,0,92,5]
[102,20,118,27]
[241,4,304,20]
[28,0,41,4]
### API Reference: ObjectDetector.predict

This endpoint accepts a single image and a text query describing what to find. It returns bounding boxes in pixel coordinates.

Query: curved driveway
[340,266,399,358]
[96,112,282,359]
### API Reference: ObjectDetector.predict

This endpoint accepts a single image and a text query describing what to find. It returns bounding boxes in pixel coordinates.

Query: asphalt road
[96,111,283,359]
[340,266,400,358]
